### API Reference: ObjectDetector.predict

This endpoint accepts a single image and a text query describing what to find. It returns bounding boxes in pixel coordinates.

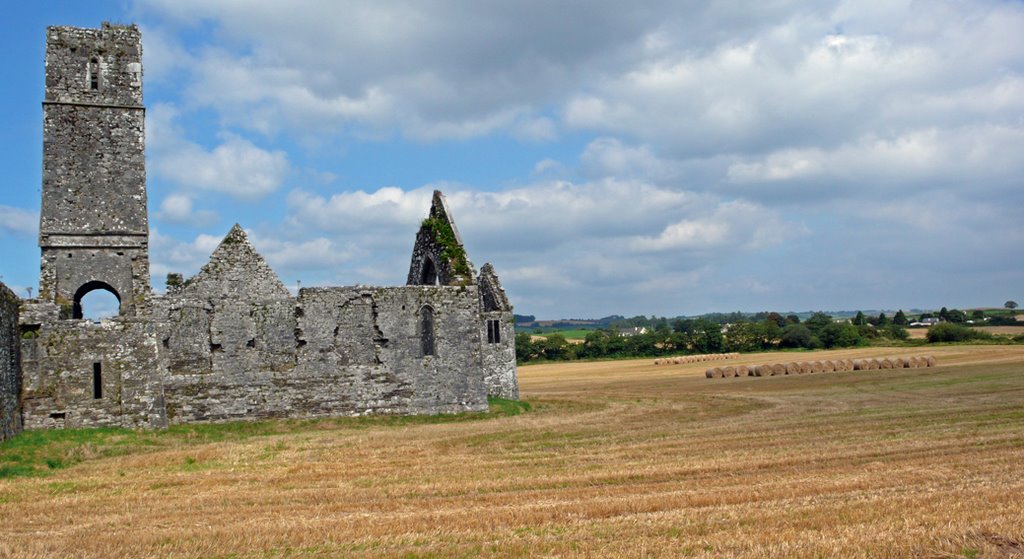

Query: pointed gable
[406,190,474,286]
[477,263,511,312]
[183,224,290,300]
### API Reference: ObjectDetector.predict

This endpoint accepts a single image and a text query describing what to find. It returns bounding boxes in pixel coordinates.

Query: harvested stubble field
[2,346,1024,558]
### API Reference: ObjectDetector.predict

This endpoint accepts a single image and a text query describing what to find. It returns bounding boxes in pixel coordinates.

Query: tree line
[516,312,910,363]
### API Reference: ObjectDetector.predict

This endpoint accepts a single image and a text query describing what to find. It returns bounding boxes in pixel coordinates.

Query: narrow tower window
[487,319,501,344]
[92,362,102,399]
[89,58,100,90]
[420,306,435,357]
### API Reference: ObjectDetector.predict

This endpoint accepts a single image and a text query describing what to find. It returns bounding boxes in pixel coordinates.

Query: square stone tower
[39,23,150,317]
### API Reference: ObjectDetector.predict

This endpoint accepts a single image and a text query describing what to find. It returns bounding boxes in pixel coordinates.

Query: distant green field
[525,328,595,340]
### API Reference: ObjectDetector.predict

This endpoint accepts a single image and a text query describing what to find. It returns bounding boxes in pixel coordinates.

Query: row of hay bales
[706,355,938,378]
[654,353,739,366]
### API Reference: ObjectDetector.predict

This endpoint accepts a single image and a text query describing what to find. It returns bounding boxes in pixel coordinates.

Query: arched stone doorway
[72,281,121,320]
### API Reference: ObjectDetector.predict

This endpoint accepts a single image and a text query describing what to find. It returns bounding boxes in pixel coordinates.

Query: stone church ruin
[0,23,517,439]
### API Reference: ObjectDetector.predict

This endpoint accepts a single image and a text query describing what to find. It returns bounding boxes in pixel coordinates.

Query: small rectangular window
[92,362,102,399]
[487,320,501,344]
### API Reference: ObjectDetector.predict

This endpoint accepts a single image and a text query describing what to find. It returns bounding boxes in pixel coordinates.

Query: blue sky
[1,1,1022,319]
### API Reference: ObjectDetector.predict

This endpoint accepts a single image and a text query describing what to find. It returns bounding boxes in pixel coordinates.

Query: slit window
[420,306,435,357]
[487,319,501,344]
[89,58,100,90]
[92,362,102,399]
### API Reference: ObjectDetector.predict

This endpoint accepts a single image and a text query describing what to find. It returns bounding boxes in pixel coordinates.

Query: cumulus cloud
[125,0,1024,315]
[148,104,291,200]
[155,193,218,226]
[135,0,677,140]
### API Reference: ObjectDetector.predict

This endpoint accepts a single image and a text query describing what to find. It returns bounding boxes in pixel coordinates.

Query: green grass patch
[488,397,531,416]
[0,398,535,479]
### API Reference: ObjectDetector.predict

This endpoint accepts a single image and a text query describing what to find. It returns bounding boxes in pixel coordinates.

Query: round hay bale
[772,363,786,376]
[905,356,918,368]
[832,359,844,372]
[853,359,865,371]
[737,365,750,377]
[926,355,937,367]
[809,361,822,373]
[845,359,856,371]
[721,366,736,378]
[786,362,801,375]
[669,357,679,365]
[893,357,906,368]
[879,358,893,370]
[705,368,715,378]
[654,358,663,366]
[868,358,881,370]
[823,360,836,372]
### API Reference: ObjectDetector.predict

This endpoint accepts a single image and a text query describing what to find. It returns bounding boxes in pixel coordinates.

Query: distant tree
[785,314,801,325]
[883,324,909,341]
[804,312,833,334]
[779,324,813,348]
[515,332,536,362]
[724,321,762,353]
[927,323,991,343]
[971,309,985,320]
[852,311,866,326]
[893,310,907,326]
[1007,301,1019,310]
[939,307,950,321]
[766,312,785,327]
[760,318,782,347]
[946,309,966,323]
[876,312,888,326]
[819,322,863,348]
[542,334,572,360]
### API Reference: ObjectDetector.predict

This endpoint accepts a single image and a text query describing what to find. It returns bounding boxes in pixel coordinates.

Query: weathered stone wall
[12,24,517,435]
[20,317,167,430]
[43,23,143,106]
[481,311,519,400]
[476,263,518,399]
[0,283,22,441]
[158,285,487,423]
[39,23,149,314]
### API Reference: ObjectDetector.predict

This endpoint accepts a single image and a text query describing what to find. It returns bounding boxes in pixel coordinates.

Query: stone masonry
[5,23,518,433]
[0,283,21,441]
[39,23,149,319]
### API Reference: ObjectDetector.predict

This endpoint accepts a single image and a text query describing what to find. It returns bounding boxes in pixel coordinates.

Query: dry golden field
[2,345,1024,558]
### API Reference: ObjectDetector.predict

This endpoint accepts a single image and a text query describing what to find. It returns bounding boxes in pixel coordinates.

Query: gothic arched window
[420,306,435,357]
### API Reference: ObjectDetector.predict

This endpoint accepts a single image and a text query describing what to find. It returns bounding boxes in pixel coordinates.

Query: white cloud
[155,193,218,226]
[148,104,291,200]
[125,0,1024,316]
[155,134,290,200]
[727,125,1024,190]
[512,116,558,142]
[0,205,37,237]
[630,201,800,252]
